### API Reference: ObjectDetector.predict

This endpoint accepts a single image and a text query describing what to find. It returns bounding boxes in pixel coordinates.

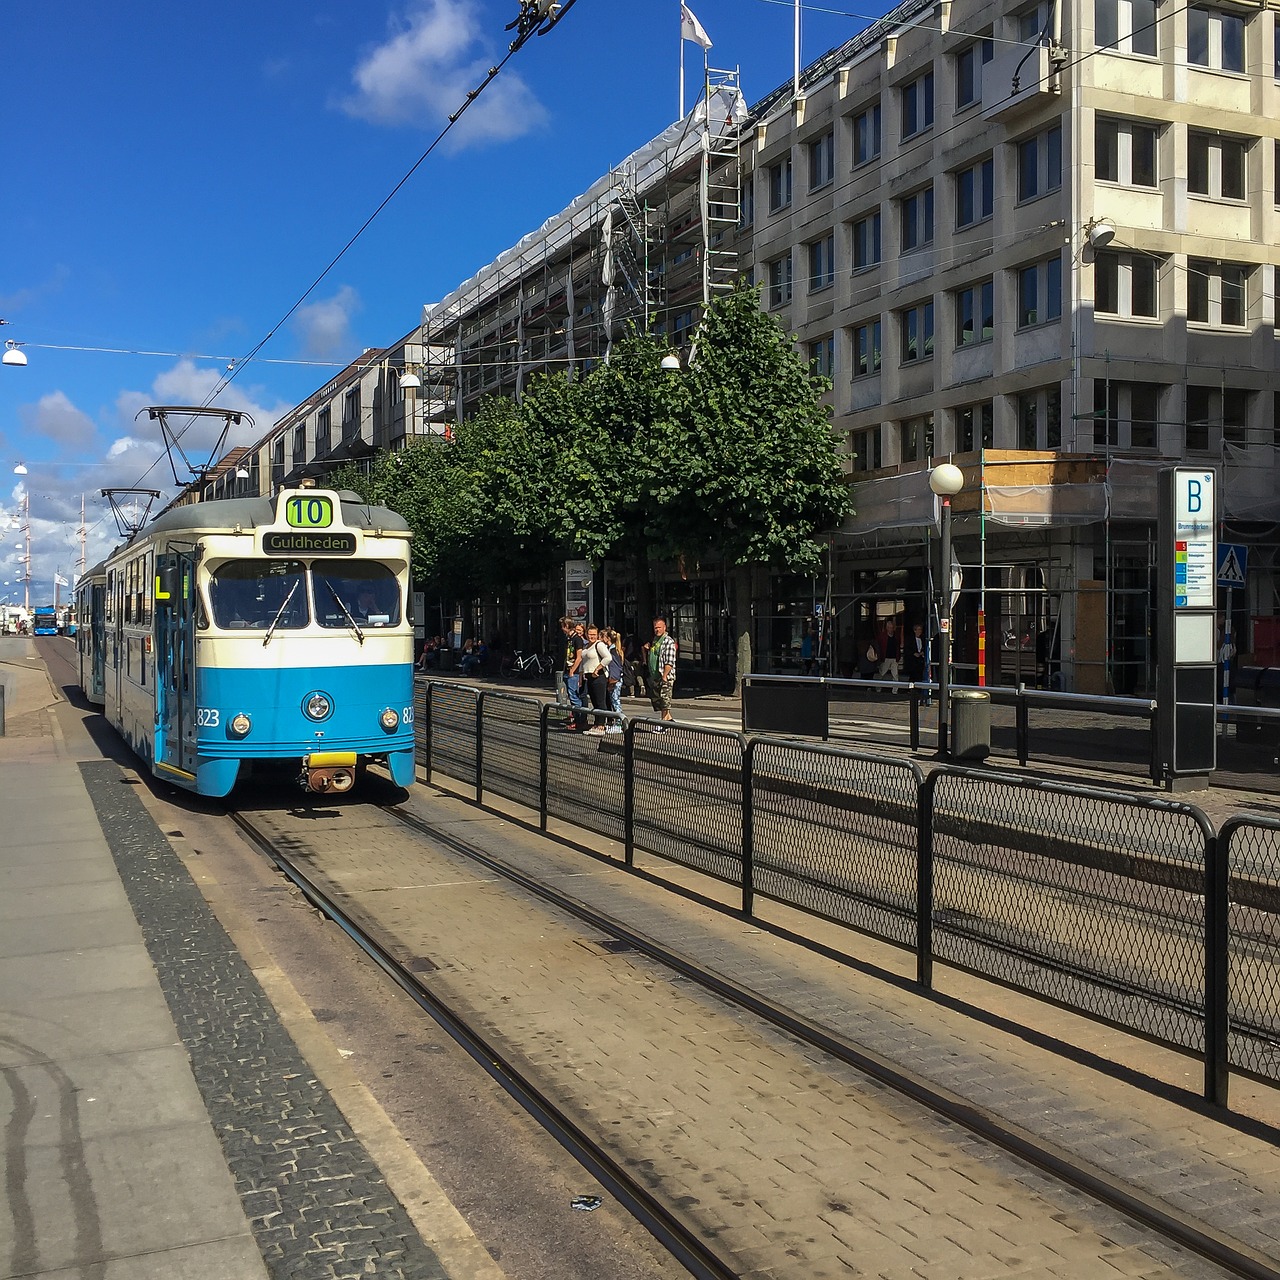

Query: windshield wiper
[325,582,365,646]
[262,580,301,647]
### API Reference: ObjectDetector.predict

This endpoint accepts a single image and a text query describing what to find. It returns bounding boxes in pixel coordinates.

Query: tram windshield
[209,560,309,630]
[313,560,401,628]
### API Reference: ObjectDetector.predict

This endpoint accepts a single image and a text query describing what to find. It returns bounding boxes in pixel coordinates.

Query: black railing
[414,680,1280,1108]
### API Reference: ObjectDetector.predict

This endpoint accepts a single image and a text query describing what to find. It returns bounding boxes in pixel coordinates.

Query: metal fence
[414,680,1280,1108]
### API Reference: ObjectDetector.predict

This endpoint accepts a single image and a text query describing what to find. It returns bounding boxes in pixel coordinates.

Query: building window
[852,319,882,377]
[1018,387,1063,449]
[1095,0,1157,55]
[956,402,994,452]
[768,156,793,212]
[899,414,934,463]
[1188,132,1246,199]
[315,406,331,455]
[1017,125,1062,201]
[900,186,934,253]
[1095,252,1159,318]
[1019,1,1053,41]
[955,157,994,228]
[852,211,882,270]
[342,387,361,439]
[900,300,935,363]
[739,180,755,228]
[854,426,883,470]
[808,131,835,190]
[853,103,882,166]
[808,234,836,292]
[769,253,794,307]
[955,38,994,109]
[1188,260,1247,326]
[809,335,835,378]
[292,424,306,466]
[901,71,934,140]
[1018,255,1063,326]
[1188,6,1245,72]
[955,279,995,345]
[1095,381,1160,449]
[1186,385,1250,450]
[1095,118,1157,186]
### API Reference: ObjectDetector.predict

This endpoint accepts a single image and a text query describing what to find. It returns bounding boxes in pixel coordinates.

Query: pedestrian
[876,617,901,691]
[903,621,927,684]
[643,616,677,726]
[799,617,815,676]
[580,624,612,733]
[603,628,625,732]
[623,632,646,698]
[562,617,586,728]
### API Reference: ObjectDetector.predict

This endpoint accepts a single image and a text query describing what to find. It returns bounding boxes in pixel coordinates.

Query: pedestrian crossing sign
[1217,542,1247,588]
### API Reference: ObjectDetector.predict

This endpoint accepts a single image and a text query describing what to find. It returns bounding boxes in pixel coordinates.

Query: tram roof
[141,491,412,539]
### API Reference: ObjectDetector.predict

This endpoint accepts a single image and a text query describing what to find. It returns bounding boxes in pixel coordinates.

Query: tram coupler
[301,751,357,794]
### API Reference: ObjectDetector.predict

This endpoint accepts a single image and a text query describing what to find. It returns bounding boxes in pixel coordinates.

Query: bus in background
[32,605,58,636]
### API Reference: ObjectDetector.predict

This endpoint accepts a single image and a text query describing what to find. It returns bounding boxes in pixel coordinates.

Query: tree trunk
[732,562,754,697]
[631,550,654,635]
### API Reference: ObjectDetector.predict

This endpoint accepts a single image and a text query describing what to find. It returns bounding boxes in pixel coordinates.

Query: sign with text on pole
[1156,467,1217,789]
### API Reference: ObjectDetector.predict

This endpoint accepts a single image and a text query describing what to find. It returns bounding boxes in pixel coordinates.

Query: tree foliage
[332,282,850,630]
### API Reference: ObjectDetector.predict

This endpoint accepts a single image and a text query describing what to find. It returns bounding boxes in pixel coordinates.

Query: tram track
[229,791,1280,1280]
[228,805,739,1280]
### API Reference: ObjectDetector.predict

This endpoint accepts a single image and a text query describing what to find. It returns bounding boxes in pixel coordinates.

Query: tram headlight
[229,712,252,738]
[304,692,333,721]
[379,707,400,732]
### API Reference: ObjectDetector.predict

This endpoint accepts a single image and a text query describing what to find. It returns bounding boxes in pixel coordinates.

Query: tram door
[155,552,197,776]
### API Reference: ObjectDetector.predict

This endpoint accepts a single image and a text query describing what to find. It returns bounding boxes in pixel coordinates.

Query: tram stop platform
[0,637,494,1280]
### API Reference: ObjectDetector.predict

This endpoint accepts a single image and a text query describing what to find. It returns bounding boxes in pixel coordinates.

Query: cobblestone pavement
[78,759,451,1280]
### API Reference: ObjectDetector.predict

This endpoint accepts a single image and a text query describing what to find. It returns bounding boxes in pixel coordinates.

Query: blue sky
[1,0,868,595]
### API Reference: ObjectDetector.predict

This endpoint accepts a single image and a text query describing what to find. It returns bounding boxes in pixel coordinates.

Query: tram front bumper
[302,751,357,794]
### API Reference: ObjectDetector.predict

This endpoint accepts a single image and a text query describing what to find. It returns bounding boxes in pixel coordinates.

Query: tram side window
[313,561,401,628]
[209,559,308,630]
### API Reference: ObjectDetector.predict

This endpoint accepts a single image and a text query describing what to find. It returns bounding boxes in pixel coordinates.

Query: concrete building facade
[227,0,1280,689]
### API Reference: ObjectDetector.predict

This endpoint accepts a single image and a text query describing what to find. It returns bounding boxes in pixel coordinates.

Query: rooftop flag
[681,3,712,49]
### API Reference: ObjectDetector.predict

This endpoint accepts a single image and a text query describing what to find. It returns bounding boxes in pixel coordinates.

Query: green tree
[661,282,851,689]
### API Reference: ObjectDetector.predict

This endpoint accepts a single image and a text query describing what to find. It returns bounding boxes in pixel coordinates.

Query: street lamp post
[929,463,964,755]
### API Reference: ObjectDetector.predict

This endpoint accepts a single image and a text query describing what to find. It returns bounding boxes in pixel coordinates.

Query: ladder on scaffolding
[700,66,743,305]
[606,181,662,335]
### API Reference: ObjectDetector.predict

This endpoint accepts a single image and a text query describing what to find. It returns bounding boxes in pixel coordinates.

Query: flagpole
[679,1,685,118]
[794,0,801,98]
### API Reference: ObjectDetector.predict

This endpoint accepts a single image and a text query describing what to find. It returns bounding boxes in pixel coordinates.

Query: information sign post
[1155,467,1217,789]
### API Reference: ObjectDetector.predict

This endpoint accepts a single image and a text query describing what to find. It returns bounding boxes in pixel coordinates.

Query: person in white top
[579,625,613,733]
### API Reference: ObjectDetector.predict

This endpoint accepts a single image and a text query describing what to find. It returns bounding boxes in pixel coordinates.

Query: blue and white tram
[88,485,416,797]
[76,559,109,706]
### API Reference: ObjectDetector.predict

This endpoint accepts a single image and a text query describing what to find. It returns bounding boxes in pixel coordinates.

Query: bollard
[0,681,5,736]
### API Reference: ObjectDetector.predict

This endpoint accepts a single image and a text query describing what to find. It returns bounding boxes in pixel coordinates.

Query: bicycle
[501,650,553,679]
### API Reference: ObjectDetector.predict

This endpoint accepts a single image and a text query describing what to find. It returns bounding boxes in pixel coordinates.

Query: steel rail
[380,800,1280,1280]
[227,809,738,1280]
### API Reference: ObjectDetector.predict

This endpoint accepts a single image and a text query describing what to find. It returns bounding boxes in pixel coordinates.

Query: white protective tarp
[984,482,1109,527]
[843,470,937,534]
[422,86,747,336]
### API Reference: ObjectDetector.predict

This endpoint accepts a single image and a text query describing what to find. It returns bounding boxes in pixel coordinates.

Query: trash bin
[950,690,991,761]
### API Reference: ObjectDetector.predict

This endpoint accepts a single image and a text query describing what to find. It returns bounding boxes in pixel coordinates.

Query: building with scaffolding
[216,0,1280,690]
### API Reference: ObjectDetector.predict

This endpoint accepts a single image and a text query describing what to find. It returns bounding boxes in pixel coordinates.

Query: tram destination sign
[262,531,357,556]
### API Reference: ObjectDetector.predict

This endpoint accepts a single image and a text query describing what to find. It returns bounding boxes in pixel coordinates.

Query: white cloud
[341,0,547,146]
[294,286,362,361]
[7,362,293,591]
[20,391,98,454]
